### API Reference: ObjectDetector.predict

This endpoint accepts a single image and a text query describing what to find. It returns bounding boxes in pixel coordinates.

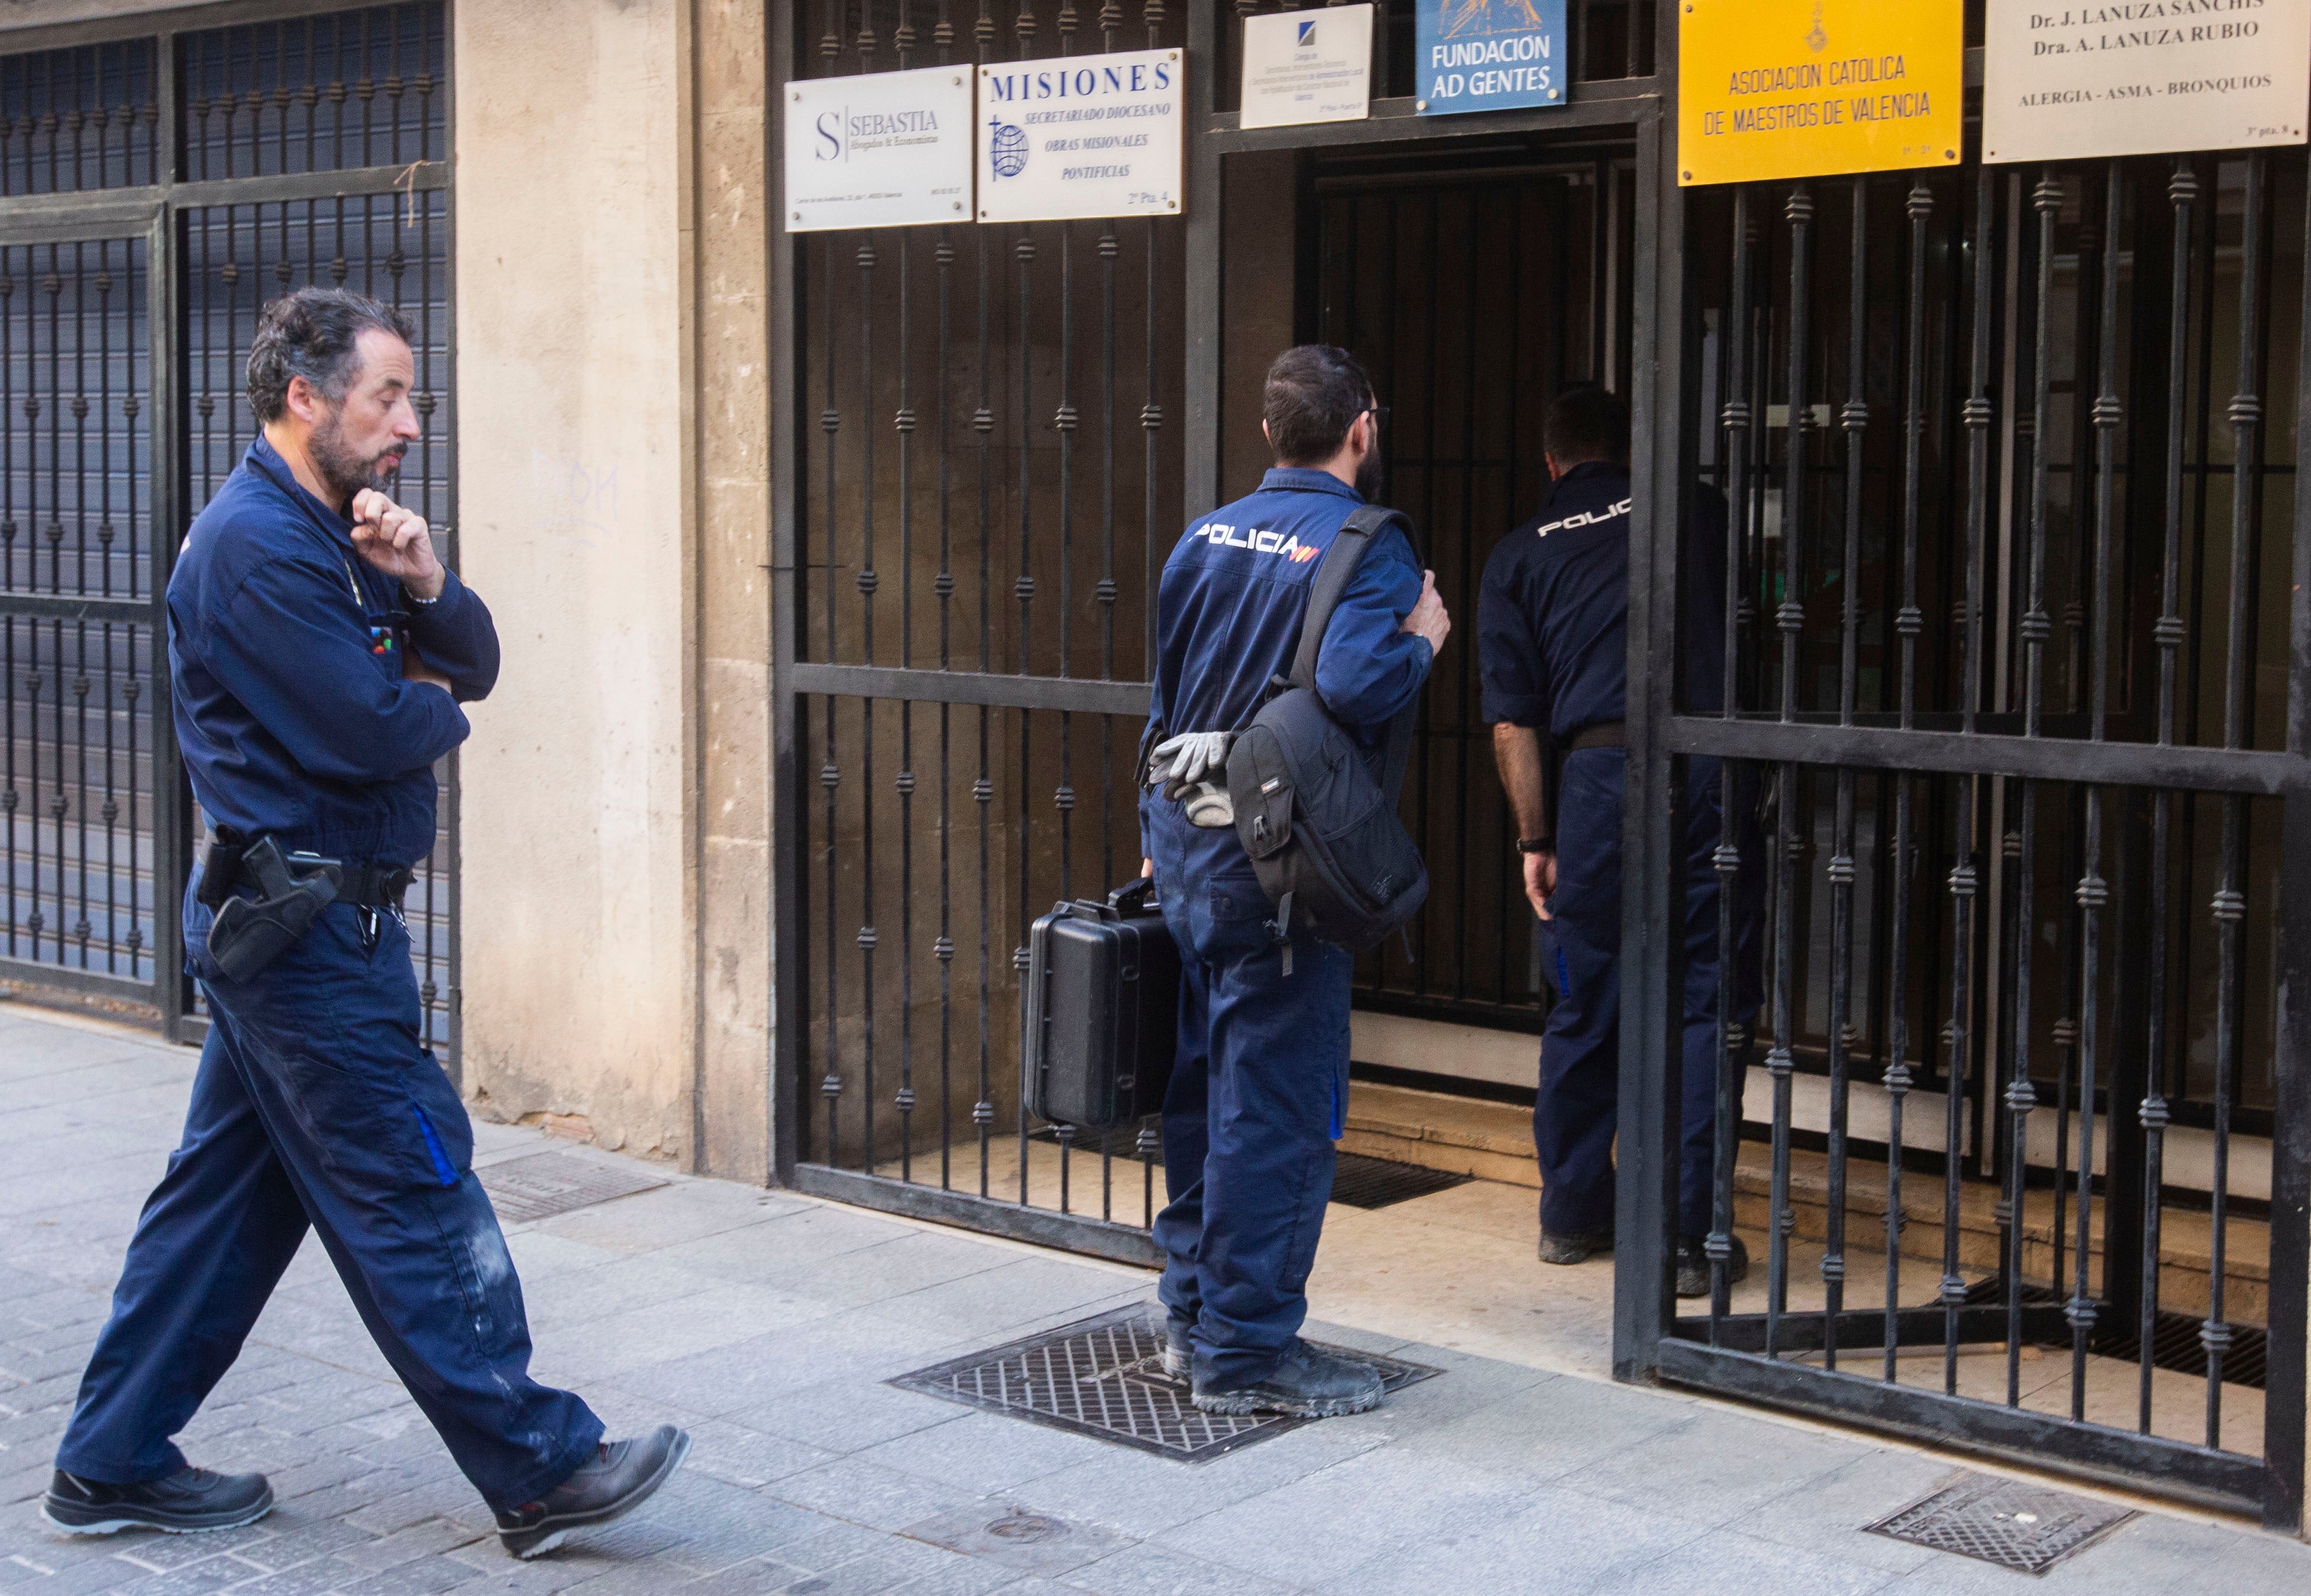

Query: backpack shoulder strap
[1287,504,1418,694]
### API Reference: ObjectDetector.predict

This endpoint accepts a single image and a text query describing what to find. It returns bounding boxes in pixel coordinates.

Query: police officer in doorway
[1478,384,1758,1297]
[44,290,688,1559]
[1142,345,1449,1416]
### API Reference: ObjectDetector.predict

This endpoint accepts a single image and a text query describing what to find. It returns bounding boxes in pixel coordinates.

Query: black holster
[203,835,342,982]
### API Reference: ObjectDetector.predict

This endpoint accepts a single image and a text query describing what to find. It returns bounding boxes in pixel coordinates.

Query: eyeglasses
[1365,404,1391,430]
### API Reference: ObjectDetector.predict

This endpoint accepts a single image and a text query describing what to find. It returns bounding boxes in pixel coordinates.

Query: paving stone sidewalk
[6,1001,2310,1595]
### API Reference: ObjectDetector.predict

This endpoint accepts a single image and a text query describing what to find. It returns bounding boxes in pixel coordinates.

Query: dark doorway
[1287,140,1636,1048]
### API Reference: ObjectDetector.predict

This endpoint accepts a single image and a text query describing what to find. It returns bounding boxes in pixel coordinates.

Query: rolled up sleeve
[1478,543,1549,728]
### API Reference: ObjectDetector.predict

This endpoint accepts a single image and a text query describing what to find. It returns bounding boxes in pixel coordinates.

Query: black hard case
[1023,879,1182,1130]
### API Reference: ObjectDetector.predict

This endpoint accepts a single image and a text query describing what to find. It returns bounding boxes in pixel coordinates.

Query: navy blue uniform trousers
[55,886,602,1511]
[1150,821,1350,1391]
[1536,750,1758,1240]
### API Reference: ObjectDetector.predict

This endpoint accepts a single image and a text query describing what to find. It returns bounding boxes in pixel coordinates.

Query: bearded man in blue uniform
[1478,384,1760,1299]
[1142,345,1450,1417]
[44,289,686,1560]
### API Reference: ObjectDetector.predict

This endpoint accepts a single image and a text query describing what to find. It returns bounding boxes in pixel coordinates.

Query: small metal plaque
[891,1305,1439,1462]
[478,1151,667,1224]
[1867,1472,2136,1575]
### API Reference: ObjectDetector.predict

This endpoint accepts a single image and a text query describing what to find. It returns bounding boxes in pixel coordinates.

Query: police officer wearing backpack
[1141,345,1449,1417]
[1478,384,1758,1299]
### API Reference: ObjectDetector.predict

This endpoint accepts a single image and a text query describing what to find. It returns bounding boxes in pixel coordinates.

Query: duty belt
[1566,721,1626,752]
[196,831,414,910]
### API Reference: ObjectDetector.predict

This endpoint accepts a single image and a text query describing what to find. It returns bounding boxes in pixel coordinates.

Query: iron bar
[1663,716,2304,796]
[2067,161,2125,1419]
[1706,183,1752,1335]
[1818,177,1869,1368]
[898,218,917,1184]
[1940,161,1996,1397]
[1764,180,1811,1362]
[937,219,955,1190]
[974,198,994,1199]
[1882,176,1933,1383]
[2205,149,2269,1449]
[2139,158,2197,1433]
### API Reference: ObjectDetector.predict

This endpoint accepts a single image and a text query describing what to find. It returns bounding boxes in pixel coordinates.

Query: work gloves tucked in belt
[1148,731,1235,829]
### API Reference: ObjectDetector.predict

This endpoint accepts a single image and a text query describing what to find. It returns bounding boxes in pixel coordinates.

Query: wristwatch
[1515,836,1555,855]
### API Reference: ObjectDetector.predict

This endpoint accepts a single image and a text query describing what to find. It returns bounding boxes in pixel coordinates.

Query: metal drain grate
[1328,1151,1473,1209]
[1030,1131,1469,1212]
[1866,1472,2136,1575]
[890,1304,1440,1462]
[1960,1277,2270,1390]
[477,1151,668,1223]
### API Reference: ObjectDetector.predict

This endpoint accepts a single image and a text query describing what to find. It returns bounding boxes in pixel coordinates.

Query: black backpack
[1226,505,1428,970]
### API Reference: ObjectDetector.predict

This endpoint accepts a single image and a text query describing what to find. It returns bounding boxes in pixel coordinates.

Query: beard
[309,408,405,506]
[1354,444,1386,503]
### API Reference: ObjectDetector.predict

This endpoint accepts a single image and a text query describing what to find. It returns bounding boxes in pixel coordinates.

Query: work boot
[42,1466,273,1536]
[1537,1223,1614,1265]
[1192,1340,1385,1419]
[1676,1233,1750,1299]
[1159,1316,1193,1380]
[495,1426,691,1560]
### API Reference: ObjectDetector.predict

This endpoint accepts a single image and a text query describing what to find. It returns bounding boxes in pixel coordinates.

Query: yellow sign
[1679,0,1963,186]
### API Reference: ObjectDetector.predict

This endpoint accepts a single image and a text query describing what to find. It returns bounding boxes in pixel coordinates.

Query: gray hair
[245,287,413,423]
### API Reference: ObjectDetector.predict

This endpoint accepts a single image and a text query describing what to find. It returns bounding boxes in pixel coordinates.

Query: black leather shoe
[1191,1341,1385,1419]
[1159,1316,1192,1380]
[41,1467,273,1536]
[495,1426,691,1560]
[1676,1233,1750,1298]
[1537,1224,1614,1265]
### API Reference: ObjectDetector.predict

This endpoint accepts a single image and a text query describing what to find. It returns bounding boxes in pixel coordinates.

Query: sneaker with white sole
[41,1466,273,1536]
[494,1426,691,1560]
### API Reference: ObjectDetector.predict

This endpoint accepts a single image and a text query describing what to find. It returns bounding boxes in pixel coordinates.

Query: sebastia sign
[784,65,975,232]
[977,50,1184,224]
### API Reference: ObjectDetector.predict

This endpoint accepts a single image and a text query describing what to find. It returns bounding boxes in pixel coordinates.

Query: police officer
[44,290,687,1559]
[1142,345,1449,1416]
[1477,384,1757,1297]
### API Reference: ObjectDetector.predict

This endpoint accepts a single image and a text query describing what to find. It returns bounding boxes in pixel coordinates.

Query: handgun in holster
[203,835,343,983]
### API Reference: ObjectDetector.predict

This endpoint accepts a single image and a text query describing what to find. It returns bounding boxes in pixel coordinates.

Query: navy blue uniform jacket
[1476,462,1730,737]
[1145,467,1431,878]
[167,437,500,871]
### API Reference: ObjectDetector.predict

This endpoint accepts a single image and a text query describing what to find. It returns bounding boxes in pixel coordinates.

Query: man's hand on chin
[351,488,445,601]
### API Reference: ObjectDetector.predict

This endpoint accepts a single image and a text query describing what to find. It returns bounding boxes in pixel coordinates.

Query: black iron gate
[775,0,2310,1524]
[1633,144,2310,1526]
[771,0,1656,1254]
[0,0,458,1066]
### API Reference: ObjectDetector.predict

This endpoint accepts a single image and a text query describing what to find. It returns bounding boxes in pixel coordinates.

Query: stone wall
[452,0,773,1181]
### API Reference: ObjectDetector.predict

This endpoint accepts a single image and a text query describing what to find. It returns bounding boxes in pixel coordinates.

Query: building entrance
[771,0,2307,1528]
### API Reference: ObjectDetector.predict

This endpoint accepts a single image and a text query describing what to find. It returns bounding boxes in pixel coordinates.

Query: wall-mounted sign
[1241,4,1373,130]
[977,50,1182,224]
[1982,0,2308,164]
[1679,0,1963,186]
[784,65,975,232]
[1415,0,1566,117]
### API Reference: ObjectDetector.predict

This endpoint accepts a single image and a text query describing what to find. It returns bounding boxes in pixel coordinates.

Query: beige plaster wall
[454,0,699,1164]
[689,0,774,1182]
